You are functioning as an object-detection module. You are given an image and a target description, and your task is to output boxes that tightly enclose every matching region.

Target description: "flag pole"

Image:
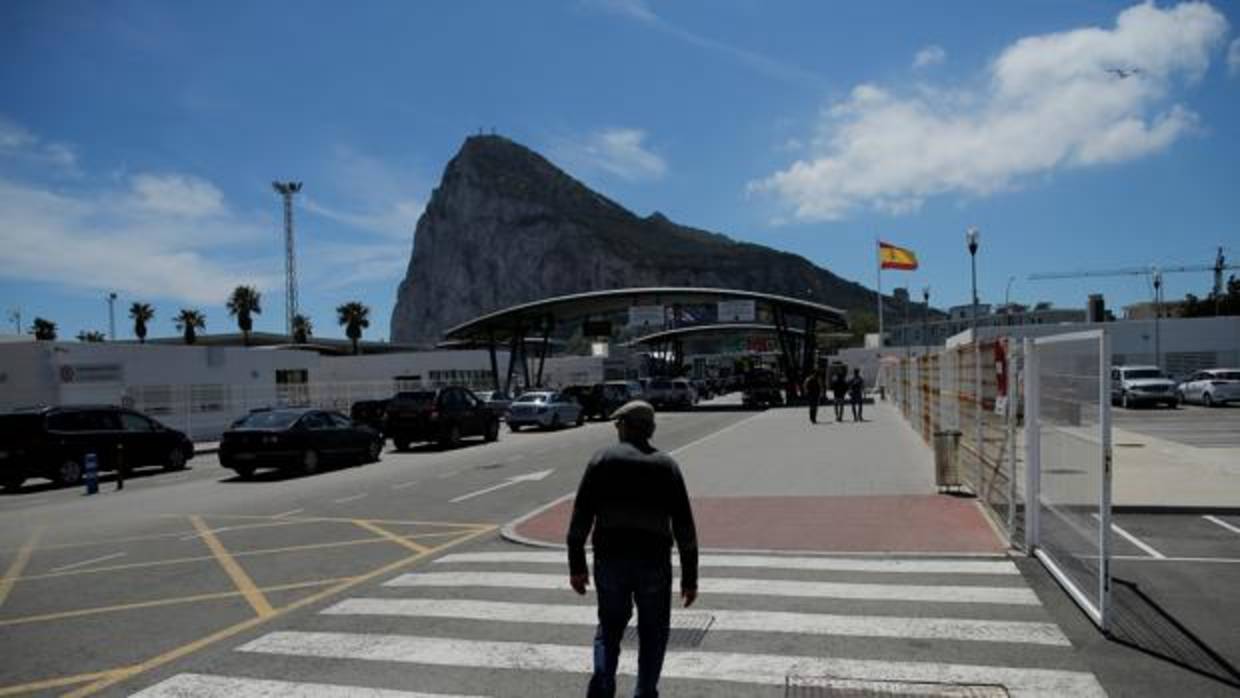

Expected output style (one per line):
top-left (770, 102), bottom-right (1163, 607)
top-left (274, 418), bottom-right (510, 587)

top-left (876, 237), bottom-right (884, 351)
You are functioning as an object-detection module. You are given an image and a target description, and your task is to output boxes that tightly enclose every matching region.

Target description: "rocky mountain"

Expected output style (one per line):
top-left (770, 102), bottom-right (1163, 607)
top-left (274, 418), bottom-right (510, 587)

top-left (391, 135), bottom-right (908, 346)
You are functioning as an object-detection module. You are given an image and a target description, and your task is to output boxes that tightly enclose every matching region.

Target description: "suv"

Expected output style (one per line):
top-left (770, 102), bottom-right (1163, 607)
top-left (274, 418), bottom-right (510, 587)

top-left (561, 384), bottom-right (608, 421)
top-left (669, 379), bottom-right (696, 409)
top-left (383, 387), bottom-right (499, 450)
top-left (742, 369), bottom-right (784, 408)
top-left (1111, 366), bottom-right (1178, 409)
top-left (0, 405), bottom-right (194, 491)
top-left (349, 398), bottom-right (390, 436)
top-left (601, 380), bottom-right (642, 415)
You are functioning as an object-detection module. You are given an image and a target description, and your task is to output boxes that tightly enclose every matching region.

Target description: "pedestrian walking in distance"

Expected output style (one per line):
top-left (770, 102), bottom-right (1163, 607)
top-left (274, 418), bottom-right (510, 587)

top-left (831, 369), bottom-right (849, 422)
top-left (849, 368), bottom-right (866, 422)
top-left (803, 370), bottom-right (822, 424)
top-left (567, 400), bottom-right (699, 698)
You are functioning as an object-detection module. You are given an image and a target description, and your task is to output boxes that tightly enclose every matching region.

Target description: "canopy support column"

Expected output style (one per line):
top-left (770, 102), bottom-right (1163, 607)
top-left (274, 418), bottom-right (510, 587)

top-left (488, 330), bottom-right (500, 392)
top-left (504, 325), bottom-right (521, 395)
top-left (535, 314), bottom-right (553, 387)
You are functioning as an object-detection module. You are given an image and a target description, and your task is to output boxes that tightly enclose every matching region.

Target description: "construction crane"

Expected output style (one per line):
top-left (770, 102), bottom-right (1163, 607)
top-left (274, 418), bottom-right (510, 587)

top-left (1028, 247), bottom-right (1237, 369)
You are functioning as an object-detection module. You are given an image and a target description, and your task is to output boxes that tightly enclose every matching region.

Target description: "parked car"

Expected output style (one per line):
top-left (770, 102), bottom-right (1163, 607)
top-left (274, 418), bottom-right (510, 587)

top-left (602, 380), bottom-right (643, 415)
top-left (349, 398), bottom-right (390, 436)
top-left (506, 391), bottom-right (583, 430)
top-left (561, 384), bottom-right (608, 421)
top-left (742, 369), bottom-right (784, 408)
top-left (644, 378), bottom-right (675, 409)
top-left (219, 408), bottom-right (382, 478)
top-left (1176, 368), bottom-right (1240, 407)
top-left (1110, 365), bottom-right (1178, 408)
top-left (474, 389), bottom-right (514, 418)
top-left (668, 378), bottom-right (697, 409)
top-left (384, 387), bottom-right (500, 451)
top-left (0, 405), bottom-right (194, 491)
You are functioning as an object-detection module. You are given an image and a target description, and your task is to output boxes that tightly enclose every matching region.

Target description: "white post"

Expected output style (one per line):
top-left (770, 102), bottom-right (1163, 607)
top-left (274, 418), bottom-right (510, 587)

top-left (876, 239), bottom-right (884, 350)
top-left (974, 340), bottom-right (983, 493)
top-left (1006, 339), bottom-right (1018, 536)
top-left (1098, 330), bottom-right (1113, 633)
top-left (1024, 338), bottom-right (1040, 553)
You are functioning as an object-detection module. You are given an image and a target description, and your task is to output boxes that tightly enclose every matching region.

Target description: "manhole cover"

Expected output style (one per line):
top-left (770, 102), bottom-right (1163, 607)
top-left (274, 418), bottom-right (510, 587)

top-left (623, 612), bottom-right (714, 648)
top-left (785, 676), bottom-right (1009, 697)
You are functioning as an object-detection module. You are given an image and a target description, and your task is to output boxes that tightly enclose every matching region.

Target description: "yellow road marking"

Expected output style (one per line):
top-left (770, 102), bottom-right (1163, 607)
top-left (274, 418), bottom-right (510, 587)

top-left (0, 528), bottom-right (41, 608)
top-left (0, 577), bottom-right (351, 628)
top-left (166, 512), bottom-right (494, 529)
top-left (190, 516), bottom-right (273, 618)
top-left (0, 668), bottom-right (131, 697)
top-left (62, 524), bottom-right (497, 698)
top-left (0, 517), bottom-right (313, 554)
top-left (353, 520), bottom-right (432, 554)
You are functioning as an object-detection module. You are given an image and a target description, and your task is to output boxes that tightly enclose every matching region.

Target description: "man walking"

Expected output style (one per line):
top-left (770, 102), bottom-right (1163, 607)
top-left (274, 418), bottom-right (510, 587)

top-left (831, 369), bottom-right (849, 422)
top-left (567, 400), bottom-right (699, 698)
top-left (803, 370), bottom-right (822, 424)
top-left (849, 368), bottom-right (866, 422)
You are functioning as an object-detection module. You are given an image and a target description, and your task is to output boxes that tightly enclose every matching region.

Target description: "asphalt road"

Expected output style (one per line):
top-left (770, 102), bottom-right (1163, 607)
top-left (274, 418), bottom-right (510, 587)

top-left (1112, 402), bottom-right (1240, 448)
top-left (0, 409), bottom-right (753, 697)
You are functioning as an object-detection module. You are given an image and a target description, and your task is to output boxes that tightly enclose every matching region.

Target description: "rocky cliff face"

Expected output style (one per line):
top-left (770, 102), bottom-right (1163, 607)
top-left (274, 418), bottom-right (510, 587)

top-left (391, 135), bottom-right (895, 346)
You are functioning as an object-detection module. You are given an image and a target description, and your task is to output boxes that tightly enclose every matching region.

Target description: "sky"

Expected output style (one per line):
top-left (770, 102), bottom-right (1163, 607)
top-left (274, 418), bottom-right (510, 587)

top-left (2, 0), bottom-right (1238, 342)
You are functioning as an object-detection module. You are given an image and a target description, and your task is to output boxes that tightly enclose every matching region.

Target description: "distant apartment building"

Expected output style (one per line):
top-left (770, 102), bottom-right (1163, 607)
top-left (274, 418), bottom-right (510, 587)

top-left (886, 302), bottom-right (1086, 347)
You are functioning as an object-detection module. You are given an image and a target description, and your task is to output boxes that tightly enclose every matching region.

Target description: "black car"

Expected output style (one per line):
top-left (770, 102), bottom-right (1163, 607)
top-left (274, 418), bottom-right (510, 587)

top-left (383, 387), bottom-right (499, 451)
top-left (0, 405), bottom-right (194, 491)
top-left (349, 398), bottom-right (391, 435)
top-left (561, 384), bottom-right (608, 421)
top-left (742, 369), bottom-right (784, 408)
top-left (218, 408), bottom-right (382, 479)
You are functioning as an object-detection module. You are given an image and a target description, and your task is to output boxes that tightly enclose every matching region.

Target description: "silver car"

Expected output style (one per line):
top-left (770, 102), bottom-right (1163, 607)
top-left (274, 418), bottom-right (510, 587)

top-left (1176, 369), bottom-right (1240, 407)
top-left (1110, 365), bottom-right (1178, 409)
top-left (506, 391), bottom-right (584, 431)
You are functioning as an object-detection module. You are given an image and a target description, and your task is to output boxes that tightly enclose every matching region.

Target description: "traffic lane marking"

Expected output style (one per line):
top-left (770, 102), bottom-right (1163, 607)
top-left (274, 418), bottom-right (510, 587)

top-left (0, 527), bottom-right (42, 608)
top-left (1107, 513), bottom-right (1240, 559)
top-left (179, 518), bottom-right (309, 541)
top-left (331, 493), bottom-right (368, 504)
top-left (166, 512), bottom-right (496, 529)
top-left (392, 480), bottom-right (419, 490)
top-left (1112, 555), bottom-right (1240, 564)
top-left (47, 552), bottom-right (126, 573)
top-left (59, 524), bottom-right (497, 698)
top-left (191, 515), bottom-right (275, 618)
top-left (271, 508), bottom-right (304, 518)
top-left (352, 520), bottom-right (432, 555)
top-left (129, 674), bottom-right (491, 698)
top-left (1093, 514), bottom-right (1166, 559)
top-left (0, 668), bottom-right (134, 697)
top-left (1204, 515), bottom-right (1240, 536)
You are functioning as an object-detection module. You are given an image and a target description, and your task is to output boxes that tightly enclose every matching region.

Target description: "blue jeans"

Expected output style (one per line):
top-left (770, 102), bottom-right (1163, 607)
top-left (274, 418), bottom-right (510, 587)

top-left (587, 555), bottom-right (672, 698)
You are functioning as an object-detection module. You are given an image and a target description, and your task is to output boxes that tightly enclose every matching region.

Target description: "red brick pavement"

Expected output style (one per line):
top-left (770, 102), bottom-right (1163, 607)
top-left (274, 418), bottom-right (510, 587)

top-left (513, 494), bottom-right (1005, 554)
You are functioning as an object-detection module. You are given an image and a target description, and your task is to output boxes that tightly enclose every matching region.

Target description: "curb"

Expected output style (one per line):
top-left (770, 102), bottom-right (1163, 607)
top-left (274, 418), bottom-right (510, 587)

top-left (1112, 504), bottom-right (1240, 515)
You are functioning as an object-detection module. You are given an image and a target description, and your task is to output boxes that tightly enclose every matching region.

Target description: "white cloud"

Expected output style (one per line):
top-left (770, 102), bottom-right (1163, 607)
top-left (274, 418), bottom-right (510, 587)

top-left (913, 45), bottom-right (946, 69)
top-left (302, 146), bottom-right (423, 240)
top-left (553, 128), bottom-right (667, 181)
top-left (750, 2), bottom-right (1230, 221)
top-left (128, 173), bottom-right (226, 217)
top-left (1229, 38), bottom-right (1240, 76)
top-left (0, 114), bottom-right (78, 172)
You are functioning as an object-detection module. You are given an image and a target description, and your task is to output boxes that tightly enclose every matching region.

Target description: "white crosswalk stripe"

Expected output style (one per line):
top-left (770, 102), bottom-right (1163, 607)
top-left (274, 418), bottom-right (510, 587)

top-left (134, 549), bottom-right (1106, 698)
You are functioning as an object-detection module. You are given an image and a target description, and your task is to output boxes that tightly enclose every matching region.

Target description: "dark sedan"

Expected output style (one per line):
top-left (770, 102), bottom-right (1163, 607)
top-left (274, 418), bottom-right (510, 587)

top-left (218, 408), bottom-right (383, 479)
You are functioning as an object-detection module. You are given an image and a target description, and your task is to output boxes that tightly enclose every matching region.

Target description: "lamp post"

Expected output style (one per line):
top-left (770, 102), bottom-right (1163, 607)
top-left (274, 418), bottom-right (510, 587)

top-left (1004, 276), bottom-right (1016, 326)
top-left (107, 292), bottom-right (118, 341)
top-left (1153, 268), bottom-right (1162, 371)
top-left (966, 227), bottom-right (981, 339)
top-left (922, 286), bottom-right (930, 351)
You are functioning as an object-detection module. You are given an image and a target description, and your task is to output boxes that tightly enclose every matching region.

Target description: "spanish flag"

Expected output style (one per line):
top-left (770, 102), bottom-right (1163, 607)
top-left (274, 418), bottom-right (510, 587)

top-left (879, 241), bottom-right (918, 270)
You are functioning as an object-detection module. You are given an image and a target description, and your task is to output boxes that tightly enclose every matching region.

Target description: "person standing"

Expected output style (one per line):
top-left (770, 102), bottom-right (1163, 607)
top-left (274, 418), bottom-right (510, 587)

top-left (567, 400), bottom-right (699, 698)
top-left (831, 369), bottom-right (849, 422)
top-left (849, 368), bottom-right (866, 422)
top-left (803, 370), bottom-right (822, 424)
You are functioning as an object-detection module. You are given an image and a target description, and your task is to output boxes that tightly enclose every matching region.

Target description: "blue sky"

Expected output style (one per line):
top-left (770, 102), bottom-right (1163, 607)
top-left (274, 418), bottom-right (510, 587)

top-left (2, 0), bottom-right (1238, 341)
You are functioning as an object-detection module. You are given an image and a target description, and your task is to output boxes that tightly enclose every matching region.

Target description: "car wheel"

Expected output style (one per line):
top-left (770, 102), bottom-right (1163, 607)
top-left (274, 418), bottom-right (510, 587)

top-left (1204, 392), bottom-right (1214, 408)
top-left (508, 423), bottom-right (522, 433)
top-left (441, 424), bottom-right (461, 449)
top-left (485, 420), bottom-right (499, 442)
top-left (366, 439), bottom-right (382, 463)
top-left (301, 449), bottom-right (320, 475)
top-left (233, 464), bottom-right (256, 479)
top-left (164, 447), bottom-right (188, 471)
top-left (1176, 391), bottom-right (1186, 406)
top-left (549, 413), bottom-right (561, 430)
top-left (393, 437), bottom-right (411, 452)
top-left (2, 474), bottom-right (25, 492)
top-left (1121, 391), bottom-right (1132, 409)
top-left (56, 458), bottom-right (84, 486)
top-left (575, 411), bottom-right (585, 427)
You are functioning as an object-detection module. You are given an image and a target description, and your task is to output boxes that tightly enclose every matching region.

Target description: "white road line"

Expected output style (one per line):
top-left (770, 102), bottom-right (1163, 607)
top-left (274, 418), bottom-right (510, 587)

top-left (47, 552), bottom-right (126, 573)
top-left (1113, 555), bottom-right (1240, 564)
top-left (384, 571), bottom-right (1039, 606)
top-left (1110, 523), bottom-right (1166, 559)
top-left (332, 493), bottom-right (368, 504)
top-left (449, 470), bottom-right (554, 504)
top-left (238, 632), bottom-right (1104, 698)
top-left (434, 551), bottom-right (1018, 575)
top-left (437, 470), bottom-right (461, 479)
top-left (1204, 515), bottom-right (1240, 536)
top-left (669, 410), bottom-right (767, 456)
top-left (129, 673), bottom-right (489, 698)
top-left (323, 598), bottom-right (1070, 646)
top-left (272, 508), bottom-right (304, 519)
top-left (392, 481), bottom-right (419, 490)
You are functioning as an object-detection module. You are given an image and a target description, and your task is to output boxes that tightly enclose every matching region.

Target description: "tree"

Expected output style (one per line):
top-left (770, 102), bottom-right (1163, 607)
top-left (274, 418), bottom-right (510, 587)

top-left (336, 302), bottom-right (370, 355)
top-left (291, 313), bottom-right (313, 344)
top-left (174, 309), bottom-right (206, 345)
top-left (30, 317), bottom-right (57, 341)
top-left (76, 330), bottom-right (106, 342)
top-left (226, 285), bottom-right (262, 346)
top-left (129, 302), bottom-right (155, 343)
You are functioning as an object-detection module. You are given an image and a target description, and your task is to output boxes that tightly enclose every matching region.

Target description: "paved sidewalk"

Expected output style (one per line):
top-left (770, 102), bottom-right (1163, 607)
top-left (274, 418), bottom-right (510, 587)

top-left (509, 401), bottom-right (1005, 554)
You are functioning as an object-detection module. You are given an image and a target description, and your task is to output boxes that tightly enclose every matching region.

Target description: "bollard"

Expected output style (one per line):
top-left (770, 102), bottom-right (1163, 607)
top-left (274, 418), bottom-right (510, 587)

top-left (84, 453), bottom-right (99, 495)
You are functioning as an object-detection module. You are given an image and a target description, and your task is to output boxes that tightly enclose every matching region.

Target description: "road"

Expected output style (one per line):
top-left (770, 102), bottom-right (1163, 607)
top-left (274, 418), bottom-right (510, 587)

top-left (0, 405), bottom-right (1115, 697)
top-left (1112, 402), bottom-right (1240, 448)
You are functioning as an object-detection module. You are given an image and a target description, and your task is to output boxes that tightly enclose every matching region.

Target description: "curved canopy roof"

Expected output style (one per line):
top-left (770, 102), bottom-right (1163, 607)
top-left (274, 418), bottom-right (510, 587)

top-left (626, 323), bottom-right (803, 347)
top-left (441, 287), bottom-right (848, 344)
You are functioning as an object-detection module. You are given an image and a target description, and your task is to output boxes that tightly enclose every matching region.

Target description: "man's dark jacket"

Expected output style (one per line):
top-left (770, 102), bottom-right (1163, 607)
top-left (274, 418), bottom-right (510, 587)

top-left (567, 441), bottom-right (699, 589)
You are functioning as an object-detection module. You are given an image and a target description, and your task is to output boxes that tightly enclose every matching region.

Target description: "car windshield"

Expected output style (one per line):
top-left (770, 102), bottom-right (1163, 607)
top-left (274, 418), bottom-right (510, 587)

top-left (515, 393), bottom-right (549, 403)
top-left (1125, 369), bottom-right (1165, 379)
top-left (1208, 371), bottom-right (1240, 381)
top-left (235, 411), bottom-right (303, 429)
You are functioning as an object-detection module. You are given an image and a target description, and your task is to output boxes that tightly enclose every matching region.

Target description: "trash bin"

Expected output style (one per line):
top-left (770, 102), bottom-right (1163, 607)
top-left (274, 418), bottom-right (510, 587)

top-left (933, 430), bottom-right (962, 491)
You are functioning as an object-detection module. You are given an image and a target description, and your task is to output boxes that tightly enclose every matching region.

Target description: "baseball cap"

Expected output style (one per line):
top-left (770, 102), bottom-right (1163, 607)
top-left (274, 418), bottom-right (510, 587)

top-left (610, 400), bottom-right (655, 424)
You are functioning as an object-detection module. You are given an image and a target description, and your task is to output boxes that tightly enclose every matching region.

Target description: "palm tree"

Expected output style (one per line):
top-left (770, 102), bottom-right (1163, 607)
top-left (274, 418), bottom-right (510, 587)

top-left (336, 302), bottom-right (370, 355)
top-left (174, 309), bottom-right (206, 345)
top-left (226, 285), bottom-right (262, 346)
top-left (291, 313), bottom-right (313, 344)
top-left (129, 302), bottom-right (154, 343)
top-left (76, 330), bottom-right (106, 342)
top-left (30, 317), bottom-right (57, 341)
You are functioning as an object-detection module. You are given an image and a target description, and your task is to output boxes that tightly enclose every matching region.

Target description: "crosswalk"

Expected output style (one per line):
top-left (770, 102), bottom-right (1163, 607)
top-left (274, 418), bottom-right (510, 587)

top-left (130, 549), bottom-right (1107, 698)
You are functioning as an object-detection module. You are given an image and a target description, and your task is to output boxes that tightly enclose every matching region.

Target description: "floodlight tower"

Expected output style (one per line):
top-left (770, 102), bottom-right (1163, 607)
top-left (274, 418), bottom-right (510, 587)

top-left (272, 181), bottom-right (303, 337)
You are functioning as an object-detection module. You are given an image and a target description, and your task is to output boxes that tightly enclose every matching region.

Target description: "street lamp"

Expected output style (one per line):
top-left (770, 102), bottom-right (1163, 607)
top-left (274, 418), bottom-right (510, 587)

top-left (1004, 275), bottom-right (1016, 326)
top-left (922, 286), bottom-right (930, 351)
top-left (107, 292), bottom-right (118, 341)
top-left (966, 227), bottom-right (981, 339)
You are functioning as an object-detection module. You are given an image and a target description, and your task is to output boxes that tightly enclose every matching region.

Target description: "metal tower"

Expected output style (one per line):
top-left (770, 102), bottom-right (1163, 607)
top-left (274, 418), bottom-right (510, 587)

top-left (272, 181), bottom-right (303, 336)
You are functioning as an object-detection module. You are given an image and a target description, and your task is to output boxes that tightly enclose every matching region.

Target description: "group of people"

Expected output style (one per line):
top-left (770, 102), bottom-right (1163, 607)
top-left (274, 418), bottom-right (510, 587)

top-left (802, 368), bottom-right (866, 424)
